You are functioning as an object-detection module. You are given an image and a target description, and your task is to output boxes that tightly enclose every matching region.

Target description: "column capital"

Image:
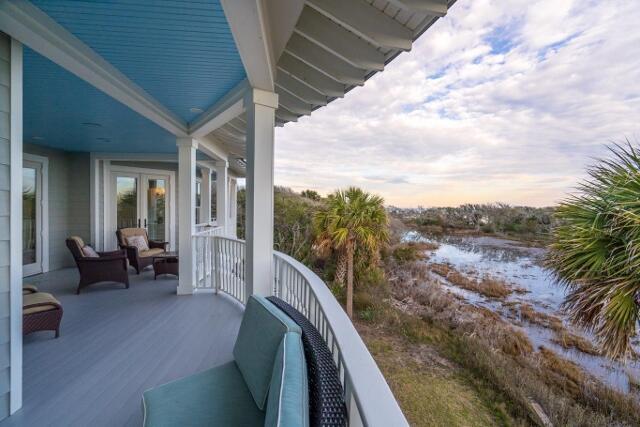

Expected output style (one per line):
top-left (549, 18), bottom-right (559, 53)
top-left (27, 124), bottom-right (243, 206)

top-left (215, 159), bottom-right (229, 169)
top-left (176, 137), bottom-right (198, 149)
top-left (244, 88), bottom-right (278, 110)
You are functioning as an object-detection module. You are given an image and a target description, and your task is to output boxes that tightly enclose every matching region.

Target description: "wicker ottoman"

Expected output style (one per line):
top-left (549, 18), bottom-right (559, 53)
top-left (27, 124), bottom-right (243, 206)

top-left (23, 292), bottom-right (63, 338)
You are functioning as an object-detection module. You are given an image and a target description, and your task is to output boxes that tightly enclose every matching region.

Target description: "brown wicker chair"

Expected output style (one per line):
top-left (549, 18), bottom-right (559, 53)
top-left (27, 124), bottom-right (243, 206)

top-left (66, 236), bottom-right (129, 294)
top-left (23, 292), bottom-right (63, 338)
top-left (116, 228), bottom-right (168, 274)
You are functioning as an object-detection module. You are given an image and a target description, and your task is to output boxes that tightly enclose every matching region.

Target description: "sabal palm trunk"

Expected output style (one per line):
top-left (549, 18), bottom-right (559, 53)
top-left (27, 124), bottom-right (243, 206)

top-left (335, 250), bottom-right (347, 285)
top-left (346, 242), bottom-right (354, 319)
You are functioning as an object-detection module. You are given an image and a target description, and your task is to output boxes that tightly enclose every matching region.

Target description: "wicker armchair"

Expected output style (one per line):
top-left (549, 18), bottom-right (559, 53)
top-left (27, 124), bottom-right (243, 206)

top-left (116, 228), bottom-right (168, 274)
top-left (66, 236), bottom-right (129, 294)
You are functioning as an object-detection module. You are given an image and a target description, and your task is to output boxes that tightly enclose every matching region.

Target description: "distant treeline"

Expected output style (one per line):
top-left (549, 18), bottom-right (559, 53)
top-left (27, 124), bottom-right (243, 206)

top-left (395, 203), bottom-right (559, 237)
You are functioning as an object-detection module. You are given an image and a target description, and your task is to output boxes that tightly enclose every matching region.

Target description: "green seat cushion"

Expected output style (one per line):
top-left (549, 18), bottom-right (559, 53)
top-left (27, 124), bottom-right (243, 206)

top-left (265, 333), bottom-right (309, 427)
top-left (233, 295), bottom-right (301, 410)
top-left (142, 361), bottom-right (264, 427)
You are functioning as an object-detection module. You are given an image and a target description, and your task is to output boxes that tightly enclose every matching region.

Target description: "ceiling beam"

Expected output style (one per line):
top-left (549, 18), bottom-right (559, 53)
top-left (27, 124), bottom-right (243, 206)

top-left (305, 0), bottom-right (413, 51)
top-left (189, 79), bottom-right (248, 138)
top-left (275, 87), bottom-right (313, 115)
top-left (275, 71), bottom-right (327, 106)
top-left (219, 124), bottom-right (246, 140)
top-left (295, 7), bottom-right (385, 71)
top-left (197, 136), bottom-right (229, 161)
top-left (278, 52), bottom-right (345, 98)
top-left (276, 107), bottom-right (299, 123)
top-left (385, 0), bottom-right (448, 16)
top-left (220, 0), bottom-right (276, 91)
top-left (226, 118), bottom-right (247, 134)
top-left (0, 0), bottom-right (188, 137)
top-left (284, 33), bottom-right (366, 86)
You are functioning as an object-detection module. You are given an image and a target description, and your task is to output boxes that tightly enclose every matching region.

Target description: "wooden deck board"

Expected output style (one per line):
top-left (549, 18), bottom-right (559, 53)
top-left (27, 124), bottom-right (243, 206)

top-left (1, 268), bottom-right (243, 427)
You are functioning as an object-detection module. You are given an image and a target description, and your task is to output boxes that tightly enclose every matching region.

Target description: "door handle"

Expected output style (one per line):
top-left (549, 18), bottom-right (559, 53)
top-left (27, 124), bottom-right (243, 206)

top-left (137, 218), bottom-right (141, 228)
top-left (144, 218), bottom-right (147, 228)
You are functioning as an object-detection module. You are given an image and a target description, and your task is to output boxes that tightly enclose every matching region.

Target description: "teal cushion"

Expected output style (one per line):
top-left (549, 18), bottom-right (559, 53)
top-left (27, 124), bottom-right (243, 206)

top-left (142, 361), bottom-right (264, 427)
top-left (265, 333), bottom-right (309, 427)
top-left (233, 295), bottom-right (301, 410)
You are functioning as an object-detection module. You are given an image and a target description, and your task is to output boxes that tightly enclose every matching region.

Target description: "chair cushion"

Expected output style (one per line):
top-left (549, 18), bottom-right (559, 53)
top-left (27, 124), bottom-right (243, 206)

top-left (119, 228), bottom-right (148, 246)
top-left (22, 284), bottom-right (38, 295)
top-left (23, 292), bottom-right (61, 315)
top-left (127, 235), bottom-right (149, 252)
top-left (142, 361), bottom-right (265, 427)
top-left (265, 333), bottom-right (309, 427)
top-left (81, 246), bottom-right (99, 258)
top-left (68, 236), bottom-right (85, 249)
top-left (233, 296), bottom-right (301, 410)
top-left (139, 248), bottom-right (164, 258)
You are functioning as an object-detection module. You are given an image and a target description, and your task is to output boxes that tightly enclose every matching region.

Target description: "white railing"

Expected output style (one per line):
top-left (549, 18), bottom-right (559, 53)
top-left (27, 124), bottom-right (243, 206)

top-left (192, 234), bottom-right (408, 426)
top-left (195, 221), bottom-right (218, 234)
top-left (273, 251), bottom-right (408, 427)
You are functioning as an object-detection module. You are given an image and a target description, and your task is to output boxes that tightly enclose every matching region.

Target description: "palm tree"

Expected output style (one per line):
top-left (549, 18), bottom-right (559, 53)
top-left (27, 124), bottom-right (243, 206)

top-left (313, 187), bottom-right (389, 318)
top-left (546, 142), bottom-right (640, 359)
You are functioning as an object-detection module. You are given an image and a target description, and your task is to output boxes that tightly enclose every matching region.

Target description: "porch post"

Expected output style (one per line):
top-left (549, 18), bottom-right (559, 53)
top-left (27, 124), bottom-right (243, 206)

top-left (200, 164), bottom-right (212, 224)
top-left (215, 159), bottom-right (228, 235)
top-left (229, 177), bottom-right (238, 238)
top-left (245, 88), bottom-right (278, 297)
top-left (176, 138), bottom-right (198, 295)
top-left (2, 34), bottom-right (23, 417)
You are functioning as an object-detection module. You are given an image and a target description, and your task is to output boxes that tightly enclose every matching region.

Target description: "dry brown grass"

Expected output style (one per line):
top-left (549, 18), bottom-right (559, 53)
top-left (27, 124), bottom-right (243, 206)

top-left (382, 257), bottom-right (640, 426)
top-left (552, 329), bottom-right (600, 355)
top-left (519, 303), bottom-right (564, 330)
top-left (447, 271), bottom-right (512, 299)
top-left (428, 262), bottom-right (452, 277)
top-left (537, 347), bottom-right (587, 396)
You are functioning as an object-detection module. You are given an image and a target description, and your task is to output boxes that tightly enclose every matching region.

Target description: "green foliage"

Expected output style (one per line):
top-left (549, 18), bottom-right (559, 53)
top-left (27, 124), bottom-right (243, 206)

top-left (313, 187), bottom-right (389, 316)
top-left (300, 189), bottom-right (321, 201)
top-left (546, 142), bottom-right (640, 359)
top-left (405, 203), bottom-right (556, 237)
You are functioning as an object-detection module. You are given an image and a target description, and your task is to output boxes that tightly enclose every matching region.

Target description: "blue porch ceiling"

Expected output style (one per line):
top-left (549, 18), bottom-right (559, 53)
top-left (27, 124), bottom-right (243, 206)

top-left (24, 48), bottom-right (177, 154)
top-left (29, 0), bottom-right (247, 123)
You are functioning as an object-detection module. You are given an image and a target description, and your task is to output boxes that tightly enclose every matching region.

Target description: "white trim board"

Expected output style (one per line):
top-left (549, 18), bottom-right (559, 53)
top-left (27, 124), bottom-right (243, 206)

top-left (23, 153), bottom-right (49, 275)
top-left (9, 37), bottom-right (23, 415)
top-left (104, 164), bottom-right (177, 251)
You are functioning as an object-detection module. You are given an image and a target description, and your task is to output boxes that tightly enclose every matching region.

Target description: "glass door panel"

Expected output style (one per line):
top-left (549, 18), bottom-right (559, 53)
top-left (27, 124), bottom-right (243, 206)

top-left (116, 176), bottom-right (139, 229)
top-left (146, 178), bottom-right (166, 241)
top-left (23, 167), bottom-right (37, 266)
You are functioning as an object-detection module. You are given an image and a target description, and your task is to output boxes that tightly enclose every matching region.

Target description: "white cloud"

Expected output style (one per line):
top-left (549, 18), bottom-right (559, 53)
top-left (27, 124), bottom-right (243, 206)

top-left (274, 0), bottom-right (640, 207)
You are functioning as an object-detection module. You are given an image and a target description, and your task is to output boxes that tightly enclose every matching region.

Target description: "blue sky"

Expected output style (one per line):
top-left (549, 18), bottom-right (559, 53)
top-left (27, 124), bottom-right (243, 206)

top-left (274, 0), bottom-right (640, 208)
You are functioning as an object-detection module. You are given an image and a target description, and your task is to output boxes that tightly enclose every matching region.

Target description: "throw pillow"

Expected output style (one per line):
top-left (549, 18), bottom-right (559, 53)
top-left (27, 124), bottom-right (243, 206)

top-left (127, 235), bottom-right (149, 251)
top-left (82, 245), bottom-right (99, 258)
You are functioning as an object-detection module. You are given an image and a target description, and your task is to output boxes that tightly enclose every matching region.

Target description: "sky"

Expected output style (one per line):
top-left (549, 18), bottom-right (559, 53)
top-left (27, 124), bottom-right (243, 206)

top-left (273, 0), bottom-right (640, 208)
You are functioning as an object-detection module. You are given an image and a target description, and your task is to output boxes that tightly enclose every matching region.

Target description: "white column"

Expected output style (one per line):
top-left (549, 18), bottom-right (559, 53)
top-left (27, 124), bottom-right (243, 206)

top-left (245, 88), bottom-right (278, 297)
top-left (229, 178), bottom-right (238, 238)
top-left (7, 36), bottom-right (23, 415)
top-left (200, 164), bottom-right (212, 224)
top-left (215, 159), bottom-right (229, 235)
top-left (176, 138), bottom-right (198, 295)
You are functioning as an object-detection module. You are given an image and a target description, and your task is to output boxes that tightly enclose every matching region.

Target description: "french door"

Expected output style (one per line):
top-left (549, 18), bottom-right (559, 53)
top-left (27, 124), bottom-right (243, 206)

top-left (111, 172), bottom-right (170, 246)
top-left (23, 159), bottom-right (45, 276)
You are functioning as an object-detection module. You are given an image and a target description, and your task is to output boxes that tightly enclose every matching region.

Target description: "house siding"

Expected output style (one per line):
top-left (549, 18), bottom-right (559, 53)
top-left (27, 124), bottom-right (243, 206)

top-left (0, 32), bottom-right (12, 420)
top-left (24, 145), bottom-right (90, 270)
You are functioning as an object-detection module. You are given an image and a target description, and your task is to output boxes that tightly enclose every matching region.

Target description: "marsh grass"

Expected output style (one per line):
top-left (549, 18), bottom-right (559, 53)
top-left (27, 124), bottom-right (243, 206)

top-left (368, 255), bottom-right (640, 426)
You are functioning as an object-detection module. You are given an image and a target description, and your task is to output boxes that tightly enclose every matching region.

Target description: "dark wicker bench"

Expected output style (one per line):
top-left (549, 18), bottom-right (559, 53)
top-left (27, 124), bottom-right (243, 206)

top-left (268, 296), bottom-right (347, 427)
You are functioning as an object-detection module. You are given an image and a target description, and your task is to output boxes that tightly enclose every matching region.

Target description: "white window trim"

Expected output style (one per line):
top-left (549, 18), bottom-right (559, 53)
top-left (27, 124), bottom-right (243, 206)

top-left (23, 153), bottom-right (49, 275)
top-left (104, 164), bottom-right (176, 251)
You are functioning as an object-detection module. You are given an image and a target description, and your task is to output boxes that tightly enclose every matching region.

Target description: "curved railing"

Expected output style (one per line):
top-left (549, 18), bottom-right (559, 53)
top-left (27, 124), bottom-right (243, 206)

top-left (193, 234), bottom-right (408, 426)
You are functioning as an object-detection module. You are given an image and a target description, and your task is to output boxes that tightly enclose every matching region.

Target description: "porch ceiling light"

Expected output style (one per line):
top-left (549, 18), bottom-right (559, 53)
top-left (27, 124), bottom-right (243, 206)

top-left (81, 122), bottom-right (102, 128)
top-left (189, 107), bottom-right (203, 113)
top-left (96, 137), bottom-right (111, 143)
top-left (32, 136), bottom-right (44, 141)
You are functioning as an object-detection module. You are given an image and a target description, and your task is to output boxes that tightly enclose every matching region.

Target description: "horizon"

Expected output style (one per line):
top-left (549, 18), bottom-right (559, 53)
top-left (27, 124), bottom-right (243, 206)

top-left (273, 0), bottom-right (640, 208)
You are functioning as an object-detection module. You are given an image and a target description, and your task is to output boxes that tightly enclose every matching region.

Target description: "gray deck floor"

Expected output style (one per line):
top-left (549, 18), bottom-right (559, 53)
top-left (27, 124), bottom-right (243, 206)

top-left (1, 267), bottom-right (244, 427)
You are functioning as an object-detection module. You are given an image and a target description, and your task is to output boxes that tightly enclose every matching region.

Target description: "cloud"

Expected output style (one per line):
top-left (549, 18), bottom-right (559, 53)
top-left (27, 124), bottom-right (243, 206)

top-left (274, 0), bottom-right (640, 207)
